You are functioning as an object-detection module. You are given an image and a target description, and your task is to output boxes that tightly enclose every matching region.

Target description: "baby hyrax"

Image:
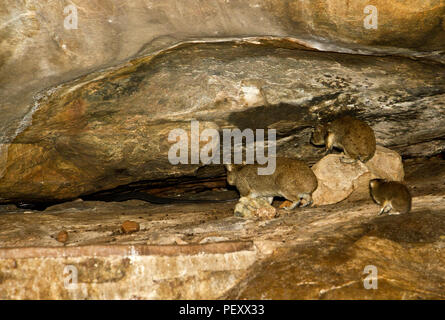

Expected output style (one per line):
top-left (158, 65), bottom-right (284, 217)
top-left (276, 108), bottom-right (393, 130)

top-left (225, 157), bottom-right (318, 210)
top-left (369, 179), bottom-right (412, 215)
top-left (311, 116), bottom-right (376, 163)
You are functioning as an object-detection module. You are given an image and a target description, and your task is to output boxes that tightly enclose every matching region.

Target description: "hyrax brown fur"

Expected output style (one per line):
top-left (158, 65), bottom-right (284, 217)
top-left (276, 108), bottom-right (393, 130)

top-left (369, 179), bottom-right (412, 215)
top-left (225, 157), bottom-right (318, 210)
top-left (311, 116), bottom-right (376, 163)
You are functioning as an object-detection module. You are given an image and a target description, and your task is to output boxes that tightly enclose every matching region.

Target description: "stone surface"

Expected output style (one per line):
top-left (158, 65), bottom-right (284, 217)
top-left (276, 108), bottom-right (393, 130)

top-left (1, 41), bottom-right (444, 203)
top-left (0, 242), bottom-right (258, 300)
top-left (1, 2), bottom-right (445, 300)
top-left (234, 196), bottom-right (277, 219)
top-left (312, 146), bottom-right (404, 206)
top-left (2, 0), bottom-right (444, 147)
top-left (365, 146), bottom-right (405, 182)
top-left (0, 158), bottom-right (443, 299)
top-left (226, 213), bottom-right (445, 299)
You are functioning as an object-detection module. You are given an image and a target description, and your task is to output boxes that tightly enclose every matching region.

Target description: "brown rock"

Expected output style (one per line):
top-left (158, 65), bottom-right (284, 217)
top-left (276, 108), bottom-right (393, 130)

top-left (365, 146), bottom-right (404, 181)
top-left (312, 155), bottom-right (369, 205)
top-left (56, 230), bottom-right (68, 243)
top-left (234, 197), bottom-right (276, 219)
top-left (121, 221), bottom-right (140, 234)
top-left (312, 146), bottom-right (404, 205)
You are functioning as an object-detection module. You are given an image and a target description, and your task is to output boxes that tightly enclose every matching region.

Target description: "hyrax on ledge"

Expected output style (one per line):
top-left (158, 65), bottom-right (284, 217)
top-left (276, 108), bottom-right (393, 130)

top-left (225, 157), bottom-right (318, 210)
top-left (369, 179), bottom-right (412, 215)
top-left (311, 115), bottom-right (376, 163)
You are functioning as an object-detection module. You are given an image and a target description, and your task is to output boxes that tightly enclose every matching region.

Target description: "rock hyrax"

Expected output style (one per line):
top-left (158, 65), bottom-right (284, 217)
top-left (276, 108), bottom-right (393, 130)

top-left (226, 157), bottom-right (318, 210)
top-left (369, 179), bottom-right (412, 215)
top-left (311, 116), bottom-right (376, 163)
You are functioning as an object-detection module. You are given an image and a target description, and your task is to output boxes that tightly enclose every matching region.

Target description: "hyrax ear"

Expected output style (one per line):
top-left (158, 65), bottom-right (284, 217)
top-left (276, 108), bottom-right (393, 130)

top-left (225, 164), bottom-right (234, 172)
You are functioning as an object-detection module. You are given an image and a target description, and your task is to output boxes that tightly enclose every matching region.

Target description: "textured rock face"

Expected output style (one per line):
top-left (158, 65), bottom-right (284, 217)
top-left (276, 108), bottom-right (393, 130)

top-left (1, 1), bottom-right (445, 301)
top-left (1, 41), bottom-right (444, 202)
top-left (1, 0), bottom-right (444, 115)
top-left (0, 158), bottom-right (444, 299)
top-left (0, 243), bottom-right (257, 299)
top-left (1, 1), bottom-right (444, 193)
top-left (312, 146), bottom-right (404, 205)
top-left (226, 208), bottom-right (445, 299)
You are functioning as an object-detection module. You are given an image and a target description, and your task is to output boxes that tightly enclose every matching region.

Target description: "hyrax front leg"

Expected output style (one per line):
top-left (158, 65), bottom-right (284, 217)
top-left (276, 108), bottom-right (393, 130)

top-left (283, 194), bottom-right (312, 210)
top-left (284, 200), bottom-right (299, 211)
top-left (338, 146), bottom-right (358, 164)
top-left (324, 133), bottom-right (335, 155)
top-left (378, 202), bottom-right (392, 215)
top-left (298, 193), bottom-right (313, 208)
top-left (340, 155), bottom-right (358, 164)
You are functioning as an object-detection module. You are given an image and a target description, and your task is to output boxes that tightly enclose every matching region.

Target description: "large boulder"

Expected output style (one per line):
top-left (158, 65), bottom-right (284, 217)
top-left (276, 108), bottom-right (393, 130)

top-left (312, 146), bottom-right (404, 205)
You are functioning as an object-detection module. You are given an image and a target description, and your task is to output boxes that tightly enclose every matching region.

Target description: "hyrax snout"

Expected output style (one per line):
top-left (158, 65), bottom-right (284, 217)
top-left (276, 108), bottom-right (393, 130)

top-left (225, 157), bottom-right (318, 210)
top-left (311, 115), bottom-right (376, 163)
top-left (369, 179), bottom-right (412, 215)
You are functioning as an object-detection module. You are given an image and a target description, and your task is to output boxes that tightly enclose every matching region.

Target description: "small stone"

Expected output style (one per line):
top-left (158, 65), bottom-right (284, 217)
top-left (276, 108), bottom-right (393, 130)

top-left (121, 220), bottom-right (140, 234)
top-left (56, 230), bottom-right (68, 243)
top-left (234, 197), bottom-right (276, 219)
top-left (255, 207), bottom-right (277, 220)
